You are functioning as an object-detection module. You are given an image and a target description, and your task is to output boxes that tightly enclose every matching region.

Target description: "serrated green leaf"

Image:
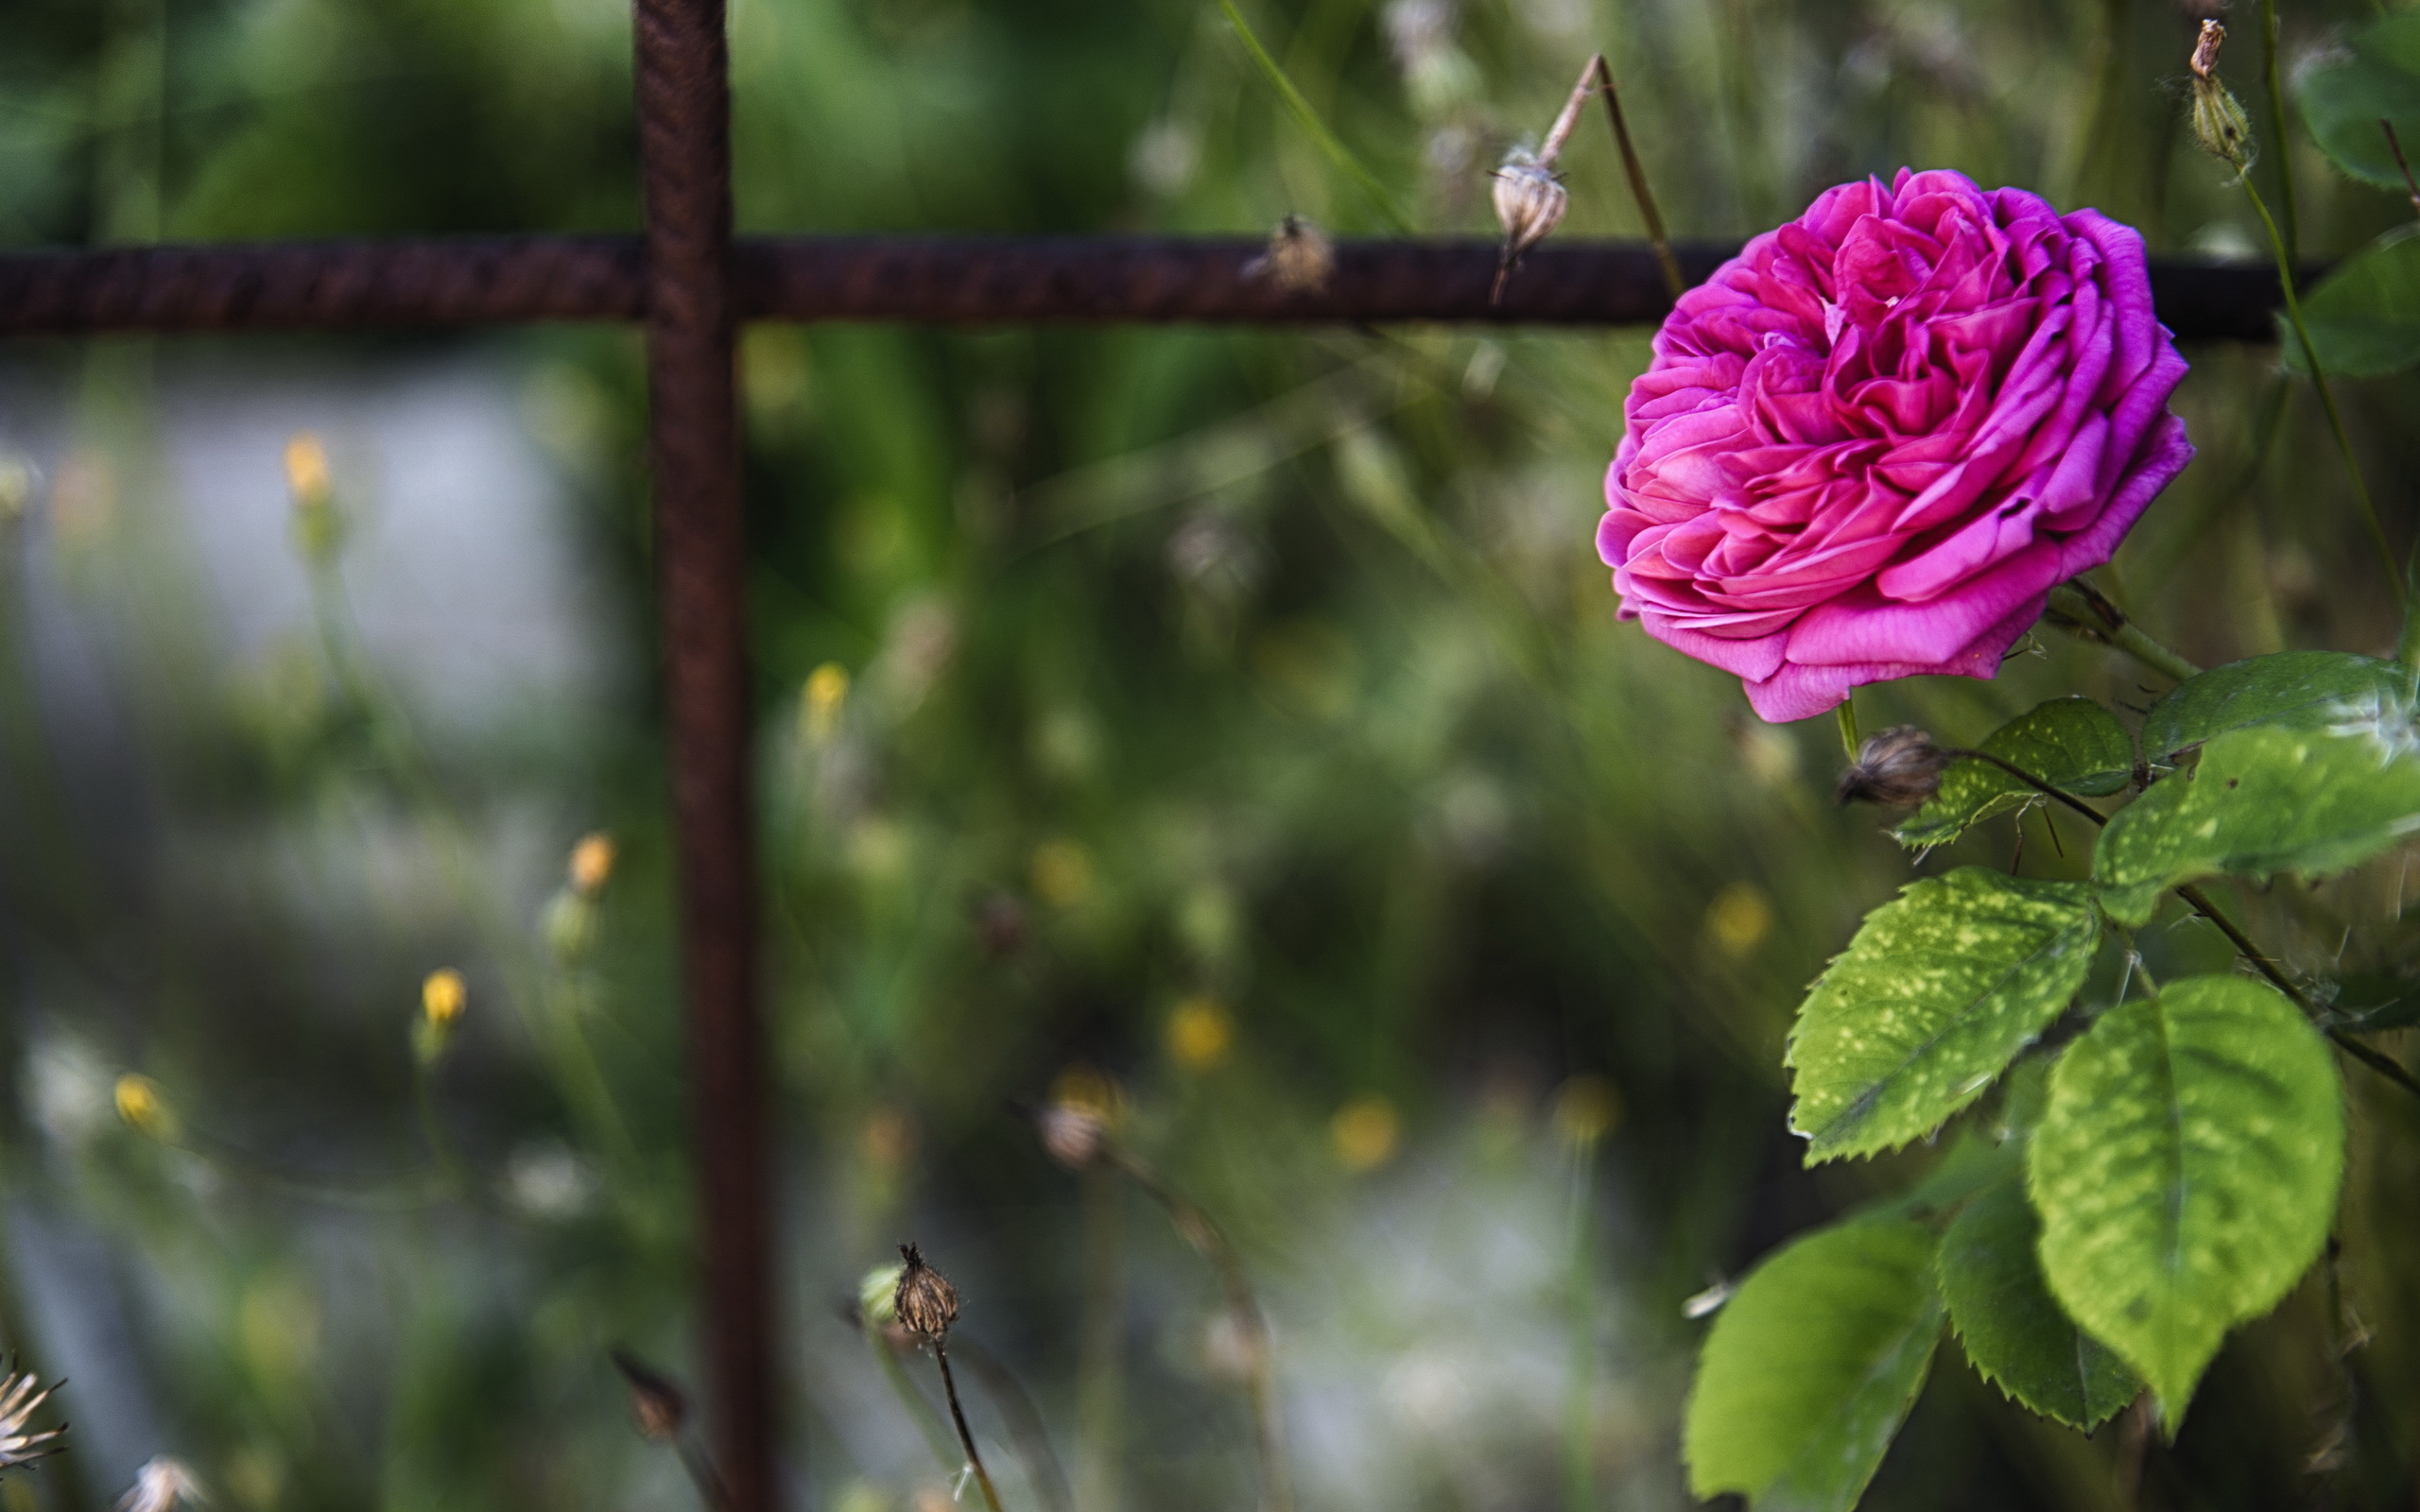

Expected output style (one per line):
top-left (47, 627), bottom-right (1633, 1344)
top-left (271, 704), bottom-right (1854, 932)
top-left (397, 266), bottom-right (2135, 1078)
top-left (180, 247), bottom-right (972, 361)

top-left (2140, 652), bottom-right (2413, 764)
top-left (1788, 869), bottom-right (2100, 1162)
top-left (2093, 724), bottom-right (2420, 925)
top-left (1685, 1218), bottom-right (1945, 1511)
top-left (1896, 697), bottom-right (2134, 849)
top-left (2027, 975), bottom-right (2345, 1428)
top-left (2282, 227), bottom-right (2420, 378)
top-left (2299, 11), bottom-right (2420, 190)
top-left (1938, 1180), bottom-right (2138, 1431)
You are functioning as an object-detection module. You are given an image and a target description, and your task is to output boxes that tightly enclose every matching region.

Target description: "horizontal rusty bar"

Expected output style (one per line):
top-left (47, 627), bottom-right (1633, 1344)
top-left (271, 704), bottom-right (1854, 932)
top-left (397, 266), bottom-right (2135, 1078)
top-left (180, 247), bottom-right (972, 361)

top-left (0, 234), bottom-right (2291, 339)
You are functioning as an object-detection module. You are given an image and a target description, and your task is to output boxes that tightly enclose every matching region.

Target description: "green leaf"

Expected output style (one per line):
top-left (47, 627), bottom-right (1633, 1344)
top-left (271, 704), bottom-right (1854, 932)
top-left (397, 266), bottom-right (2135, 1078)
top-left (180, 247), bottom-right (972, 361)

top-left (2299, 11), bottom-right (2420, 191)
top-left (1789, 868), bottom-right (2100, 1161)
top-left (1685, 1217), bottom-right (1945, 1511)
top-left (1896, 697), bottom-right (2134, 850)
top-left (2282, 227), bottom-right (2420, 379)
top-left (2140, 652), bottom-right (2414, 764)
top-left (2093, 723), bottom-right (2420, 925)
top-left (2027, 975), bottom-right (2345, 1427)
top-left (1938, 1180), bottom-right (2138, 1431)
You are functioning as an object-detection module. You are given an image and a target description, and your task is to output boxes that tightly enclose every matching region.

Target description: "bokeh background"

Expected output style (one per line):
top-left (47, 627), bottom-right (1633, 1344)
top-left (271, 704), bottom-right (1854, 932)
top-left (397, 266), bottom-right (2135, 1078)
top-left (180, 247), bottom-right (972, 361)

top-left (2, 0), bottom-right (2419, 1508)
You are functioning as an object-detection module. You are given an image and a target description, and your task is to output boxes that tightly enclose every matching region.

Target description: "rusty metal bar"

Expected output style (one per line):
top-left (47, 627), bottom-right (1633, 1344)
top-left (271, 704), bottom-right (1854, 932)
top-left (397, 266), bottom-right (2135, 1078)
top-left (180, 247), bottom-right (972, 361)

top-left (633, 3), bottom-right (774, 1512)
top-left (0, 235), bottom-right (2297, 340)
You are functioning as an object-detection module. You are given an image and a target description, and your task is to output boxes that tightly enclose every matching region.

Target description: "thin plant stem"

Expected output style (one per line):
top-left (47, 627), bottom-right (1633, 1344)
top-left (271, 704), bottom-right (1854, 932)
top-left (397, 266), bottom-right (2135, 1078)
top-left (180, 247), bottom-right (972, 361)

top-left (2044, 582), bottom-right (2203, 683)
top-left (1560, 1136), bottom-right (1599, 1512)
top-left (2237, 176), bottom-right (2402, 602)
top-left (864, 1325), bottom-right (967, 1473)
top-left (1589, 55), bottom-right (1683, 301)
top-left (1213, 0), bottom-right (1415, 232)
top-left (411, 1059), bottom-right (465, 1197)
top-left (955, 1336), bottom-right (1079, 1512)
top-left (1105, 1148), bottom-right (1292, 1512)
top-left (1072, 1164), bottom-right (1123, 1512)
top-left (1836, 696), bottom-right (1860, 762)
top-left (2261, 0), bottom-right (2300, 275)
top-left (935, 1342), bottom-right (1008, 1512)
top-left (2380, 118), bottom-right (2420, 217)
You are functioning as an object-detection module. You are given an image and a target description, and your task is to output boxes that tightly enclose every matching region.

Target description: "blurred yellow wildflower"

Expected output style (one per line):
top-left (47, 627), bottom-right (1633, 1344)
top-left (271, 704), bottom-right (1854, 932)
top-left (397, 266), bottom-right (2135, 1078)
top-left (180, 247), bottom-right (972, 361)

top-left (1049, 1063), bottom-right (1128, 1127)
top-left (569, 832), bottom-right (616, 897)
top-left (421, 969), bottom-right (466, 1026)
top-left (1705, 881), bottom-right (1774, 955)
top-left (1330, 1094), bottom-right (1400, 1173)
top-left (1551, 1074), bottom-right (1621, 1147)
top-left (283, 432), bottom-right (332, 507)
top-left (1166, 996), bottom-right (1235, 1071)
top-left (803, 662), bottom-right (850, 743)
top-left (113, 1074), bottom-right (175, 1141)
top-left (1030, 839), bottom-right (1094, 908)
top-left (860, 1106), bottom-right (916, 1171)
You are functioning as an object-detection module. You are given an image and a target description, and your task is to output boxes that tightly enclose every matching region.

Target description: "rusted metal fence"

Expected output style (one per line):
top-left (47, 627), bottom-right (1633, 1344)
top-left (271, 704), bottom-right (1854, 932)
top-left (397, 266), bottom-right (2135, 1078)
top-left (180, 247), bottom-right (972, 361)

top-left (0, 1), bottom-right (2293, 1507)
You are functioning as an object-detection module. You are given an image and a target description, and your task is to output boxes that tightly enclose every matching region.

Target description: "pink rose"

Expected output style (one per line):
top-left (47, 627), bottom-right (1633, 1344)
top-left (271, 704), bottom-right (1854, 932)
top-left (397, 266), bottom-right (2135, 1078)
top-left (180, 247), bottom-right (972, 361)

top-left (1596, 168), bottom-right (2192, 722)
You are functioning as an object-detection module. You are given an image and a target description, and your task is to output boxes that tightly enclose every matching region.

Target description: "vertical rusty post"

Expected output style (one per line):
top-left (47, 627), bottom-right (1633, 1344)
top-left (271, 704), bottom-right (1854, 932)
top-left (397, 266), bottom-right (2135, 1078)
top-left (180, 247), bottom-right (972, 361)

top-left (633, 3), bottom-right (774, 1511)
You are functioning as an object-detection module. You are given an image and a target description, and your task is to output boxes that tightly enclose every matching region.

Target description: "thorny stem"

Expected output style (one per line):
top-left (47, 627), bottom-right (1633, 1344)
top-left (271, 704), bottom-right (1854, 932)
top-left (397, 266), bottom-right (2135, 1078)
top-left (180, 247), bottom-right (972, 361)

top-left (1105, 1148), bottom-right (1292, 1512)
top-left (2261, 0), bottom-right (2300, 275)
top-left (1587, 55), bottom-right (1684, 301)
top-left (2236, 174), bottom-right (2403, 603)
top-left (2045, 581), bottom-right (2203, 684)
top-left (935, 1342), bottom-right (1008, 1512)
top-left (2381, 118), bottom-right (2420, 217)
top-left (1939, 753), bottom-right (2420, 1106)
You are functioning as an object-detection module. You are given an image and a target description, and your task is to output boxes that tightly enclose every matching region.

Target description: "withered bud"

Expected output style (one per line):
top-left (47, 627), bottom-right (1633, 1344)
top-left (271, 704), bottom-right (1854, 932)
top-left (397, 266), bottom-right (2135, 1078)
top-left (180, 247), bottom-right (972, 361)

top-left (1035, 1103), bottom-right (1108, 1170)
top-left (1834, 726), bottom-right (1951, 808)
top-left (611, 1349), bottom-right (689, 1442)
top-left (1490, 150), bottom-right (1568, 301)
top-left (893, 1243), bottom-right (959, 1343)
top-left (1243, 215), bottom-right (1335, 295)
top-left (2185, 21), bottom-right (2254, 166)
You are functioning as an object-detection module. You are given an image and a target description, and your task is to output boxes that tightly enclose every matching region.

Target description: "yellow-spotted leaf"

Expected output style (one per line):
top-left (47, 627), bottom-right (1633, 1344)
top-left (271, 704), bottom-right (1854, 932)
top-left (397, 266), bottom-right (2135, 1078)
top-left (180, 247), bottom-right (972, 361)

top-left (1788, 868), bottom-right (2099, 1162)
top-left (2028, 976), bottom-right (2345, 1427)
top-left (2094, 723), bottom-right (2420, 925)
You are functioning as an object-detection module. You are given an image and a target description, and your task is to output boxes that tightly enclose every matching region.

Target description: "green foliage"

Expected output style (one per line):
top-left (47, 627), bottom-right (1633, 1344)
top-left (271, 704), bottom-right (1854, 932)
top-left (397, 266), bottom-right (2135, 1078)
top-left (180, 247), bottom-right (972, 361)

top-left (2027, 976), bottom-right (2345, 1426)
top-left (2298, 11), bottom-right (2420, 191)
top-left (1895, 696), bottom-right (2133, 849)
top-left (1685, 1218), bottom-right (1945, 1512)
top-left (1788, 869), bottom-right (2099, 1162)
top-left (2094, 723), bottom-right (2420, 924)
top-left (1937, 1180), bottom-right (2137, 1431)
top-left (2139, 652), bottom-right (2415, 764)
top-left (2282, 228), bottom-right (2420, 379)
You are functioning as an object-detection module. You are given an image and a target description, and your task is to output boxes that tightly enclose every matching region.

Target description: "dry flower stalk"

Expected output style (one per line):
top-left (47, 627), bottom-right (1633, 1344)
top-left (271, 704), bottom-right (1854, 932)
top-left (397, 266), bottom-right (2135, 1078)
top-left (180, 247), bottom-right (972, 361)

top-left (893, 1246), bottom-right (1003, 1512)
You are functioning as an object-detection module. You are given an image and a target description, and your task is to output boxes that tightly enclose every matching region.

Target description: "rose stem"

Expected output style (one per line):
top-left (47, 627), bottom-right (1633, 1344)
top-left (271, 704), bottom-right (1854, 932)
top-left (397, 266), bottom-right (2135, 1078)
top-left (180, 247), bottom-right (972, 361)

top-left (2044, 582), bottom-right (2203, 684)
top-left (2235, 173), bottom-right (2401, 603)
top-left (1947, 752), bottom-right (2420, 1104)
top-left (1105, 1148), bottom-right (1292, 1512)
top-left (2261, 0), bottom-right (2300, 274)
top-left (2381, 118), bottom-right (2420, 219)
top-left (1586, 54), bottom-right (1683, 301)
top-left (934, 1342), bottom-right (1009, 1512)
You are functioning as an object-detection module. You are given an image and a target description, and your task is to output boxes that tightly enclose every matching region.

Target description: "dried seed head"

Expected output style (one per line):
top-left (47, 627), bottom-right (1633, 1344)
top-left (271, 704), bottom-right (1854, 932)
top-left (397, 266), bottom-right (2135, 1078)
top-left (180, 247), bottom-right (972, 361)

top-left (1243, 215), bottom-right (1335, 295)
top-left (2187, 18), bottom-right (2223, 79)
top-left (610, 1350), bottom-right (689, 1442)
top-left (1490, 149), bottom-right (1569, 298)
top-left (893, 1244), bottom-right (959, 1343)
top-left (1833, 726), bottom-right (1952, 808)
top-left (0, 1366), bottom-right (66, 1469)
top-left (1035, 1104), bottom-right (1108, 1170)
